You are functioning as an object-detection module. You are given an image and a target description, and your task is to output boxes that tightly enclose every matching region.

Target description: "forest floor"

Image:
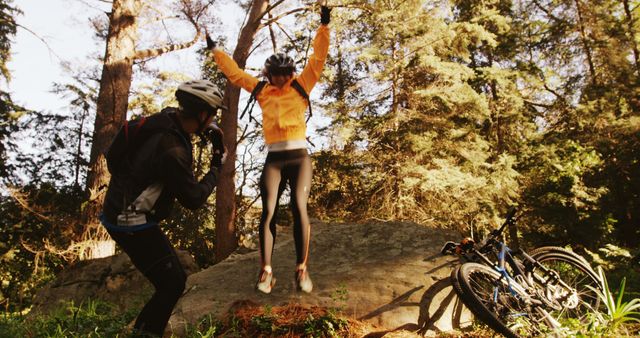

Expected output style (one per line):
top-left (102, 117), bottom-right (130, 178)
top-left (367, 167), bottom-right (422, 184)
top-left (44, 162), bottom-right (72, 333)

top-left (200, 301), bottom-right (494, 338)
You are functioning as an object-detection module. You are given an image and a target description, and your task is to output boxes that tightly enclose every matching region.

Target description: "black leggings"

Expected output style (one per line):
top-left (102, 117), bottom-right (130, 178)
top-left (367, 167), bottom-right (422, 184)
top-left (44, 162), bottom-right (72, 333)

top-left (107, 226), bottom-right (186, 337)
top-left (259, 149), bottom-right (312, 268)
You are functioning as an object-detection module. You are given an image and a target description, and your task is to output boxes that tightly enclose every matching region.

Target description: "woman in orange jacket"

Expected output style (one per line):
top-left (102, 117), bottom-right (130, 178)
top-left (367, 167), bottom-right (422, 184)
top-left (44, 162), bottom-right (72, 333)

top-left (208, 4), bottom-right (331, 294)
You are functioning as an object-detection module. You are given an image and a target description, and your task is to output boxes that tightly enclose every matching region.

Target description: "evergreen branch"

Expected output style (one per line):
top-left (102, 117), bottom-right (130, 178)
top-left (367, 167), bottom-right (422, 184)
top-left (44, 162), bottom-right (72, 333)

top-left (140, 14), bottom-right (181, 25)
top-left (7, 187), bottom-right (52, 222)
top-left (248, 36), bottom-right (269, 60)
top-left (531, 0), bottom-right (564, 22)
top-left (133, 30), bottom-right (201, 60)
top-left (256, 0), bottom-right (287, 23)
top-left (71, 0), bottom-right (111, 12)
top-left (134, 0), bottom-right (212, 60)
top-left (523, 99), bottom-right (553, 108)
top-left (268, 11), bottom-right (278, 53)
top-left (274, 21), bottom-right (296, 49)
top-left (162, 18), bottom-right (175, 45)
top-left (261, 7), bottom-right (308, 27)
top-left (15, 24), bottom-right (63, 62)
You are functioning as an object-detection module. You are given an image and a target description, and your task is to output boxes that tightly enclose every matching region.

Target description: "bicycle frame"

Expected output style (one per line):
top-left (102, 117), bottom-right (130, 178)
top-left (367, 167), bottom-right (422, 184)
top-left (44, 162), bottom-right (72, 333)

top-left (453, 209), bottom-right (576, 296)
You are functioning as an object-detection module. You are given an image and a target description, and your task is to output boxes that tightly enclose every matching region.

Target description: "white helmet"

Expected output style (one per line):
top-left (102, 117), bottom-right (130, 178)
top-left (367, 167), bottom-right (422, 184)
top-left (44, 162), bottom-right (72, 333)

top-left (176, 80), bottom-right (226, 111)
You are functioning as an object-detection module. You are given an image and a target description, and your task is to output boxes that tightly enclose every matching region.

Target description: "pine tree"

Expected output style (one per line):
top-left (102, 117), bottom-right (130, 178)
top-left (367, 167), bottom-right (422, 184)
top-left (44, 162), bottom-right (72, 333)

top-left (314, 0), bottom-right (522, 232)
top-left (0, 0), bottom-right (20, 183)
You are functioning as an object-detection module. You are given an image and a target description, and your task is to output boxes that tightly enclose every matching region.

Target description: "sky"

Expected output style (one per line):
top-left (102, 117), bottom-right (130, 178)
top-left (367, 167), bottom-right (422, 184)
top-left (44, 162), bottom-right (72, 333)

top-left (8, 0), bottom-right (106, 112)
top-left (6, 0), bottom-right (222, 114)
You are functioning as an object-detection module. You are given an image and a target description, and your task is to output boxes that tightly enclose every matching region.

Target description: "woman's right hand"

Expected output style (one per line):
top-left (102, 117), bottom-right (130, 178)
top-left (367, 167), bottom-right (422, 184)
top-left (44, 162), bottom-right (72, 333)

top-left (206, 34), bottom-right (216, 50)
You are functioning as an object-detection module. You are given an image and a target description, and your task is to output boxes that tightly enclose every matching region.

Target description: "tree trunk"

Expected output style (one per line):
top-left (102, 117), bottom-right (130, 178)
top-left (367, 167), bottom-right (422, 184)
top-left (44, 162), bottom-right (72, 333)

top-left (81, 0), bottom-right (142, 258)
top-left (215, 0), bottom-right (268, 262)
top-left (622, 0), bottom-right (640, 75)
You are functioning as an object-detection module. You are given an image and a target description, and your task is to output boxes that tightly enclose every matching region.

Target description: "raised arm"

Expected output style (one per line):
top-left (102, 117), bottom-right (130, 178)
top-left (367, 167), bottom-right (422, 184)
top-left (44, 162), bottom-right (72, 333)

top-left (296, 7), bottom-right (331, 94)
top-left (208, 37), bottom-right (259, 93)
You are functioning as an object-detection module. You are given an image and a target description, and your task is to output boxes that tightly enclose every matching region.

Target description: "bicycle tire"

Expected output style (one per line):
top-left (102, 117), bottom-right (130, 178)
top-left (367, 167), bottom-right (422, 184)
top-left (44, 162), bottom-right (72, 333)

top-left (527, 246), bottom-right (602, 324)
top-left (453, 262), bottom-right (538, 338)
top-left (530, 246), bottom-right (593, 270)
top-left (450, 266), bottom-right (464, 296)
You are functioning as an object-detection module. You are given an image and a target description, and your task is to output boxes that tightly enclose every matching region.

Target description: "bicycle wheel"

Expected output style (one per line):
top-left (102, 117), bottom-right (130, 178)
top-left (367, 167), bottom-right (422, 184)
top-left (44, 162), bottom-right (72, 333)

top-left (528, 246), bottom-right (602, 326)
top-left (530, 246), bottom-right (593, 268)
top-left (453, 262), bottom-right (541, 338)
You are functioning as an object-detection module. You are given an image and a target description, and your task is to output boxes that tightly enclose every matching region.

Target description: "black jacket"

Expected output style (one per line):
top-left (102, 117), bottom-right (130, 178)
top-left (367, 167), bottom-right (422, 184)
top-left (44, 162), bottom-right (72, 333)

top-left (102, 108), bottom-right (218, 228)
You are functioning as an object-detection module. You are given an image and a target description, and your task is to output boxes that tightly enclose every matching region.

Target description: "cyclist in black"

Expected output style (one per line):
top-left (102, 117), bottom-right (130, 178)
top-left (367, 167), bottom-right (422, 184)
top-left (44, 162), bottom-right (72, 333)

top-left (100, 80), bottom-right (226, 337)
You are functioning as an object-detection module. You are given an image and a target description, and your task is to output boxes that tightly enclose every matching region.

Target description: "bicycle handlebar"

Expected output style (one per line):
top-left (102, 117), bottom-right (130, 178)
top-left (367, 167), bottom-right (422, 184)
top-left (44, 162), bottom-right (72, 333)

top-left (505, 207), bottom-right (517, 222)
top-left (493, 206), bottom-right (517, 237)
top-left (441, 207), bottom-right (519, 257)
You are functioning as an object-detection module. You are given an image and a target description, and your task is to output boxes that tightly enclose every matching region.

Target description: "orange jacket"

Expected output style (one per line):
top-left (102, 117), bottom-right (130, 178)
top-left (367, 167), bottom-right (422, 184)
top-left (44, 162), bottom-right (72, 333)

top-left (213, 25), bottom-right (330, 145)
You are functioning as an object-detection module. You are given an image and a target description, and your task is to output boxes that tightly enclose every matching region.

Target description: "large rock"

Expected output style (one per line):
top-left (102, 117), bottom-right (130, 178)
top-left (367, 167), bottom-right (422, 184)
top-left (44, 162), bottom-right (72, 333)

top-left (31, 249), bottom-right (198, 314)
top-left (167, 221), bottom-right (473, 336)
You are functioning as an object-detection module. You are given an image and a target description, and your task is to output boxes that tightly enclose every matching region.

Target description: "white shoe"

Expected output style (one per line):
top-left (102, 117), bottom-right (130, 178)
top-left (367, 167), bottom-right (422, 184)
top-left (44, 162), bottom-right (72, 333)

top-left (296, 267), bottom-right (313, 293)
top-left (256, 269), bottom-right (276, 294)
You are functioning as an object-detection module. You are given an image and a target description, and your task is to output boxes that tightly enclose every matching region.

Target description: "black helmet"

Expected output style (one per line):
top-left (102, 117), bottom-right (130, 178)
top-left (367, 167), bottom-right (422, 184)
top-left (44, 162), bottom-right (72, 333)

top-left (264, 53), bottom-right (295, 76)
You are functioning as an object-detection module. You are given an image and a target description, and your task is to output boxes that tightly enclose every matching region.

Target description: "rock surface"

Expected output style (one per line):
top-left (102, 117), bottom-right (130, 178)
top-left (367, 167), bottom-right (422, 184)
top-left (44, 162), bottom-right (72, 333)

top-left (31, 220), bottom-right (473, 337)
top-left (31, 249), bottom-right (198, 314)
top-left (167, 221), bottom-right (473, 336)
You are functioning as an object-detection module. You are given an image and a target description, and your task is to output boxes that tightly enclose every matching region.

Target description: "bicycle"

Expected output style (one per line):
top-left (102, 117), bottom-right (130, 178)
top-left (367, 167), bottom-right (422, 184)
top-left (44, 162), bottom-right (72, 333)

top-left (441, 208), bottom-right (603, 337)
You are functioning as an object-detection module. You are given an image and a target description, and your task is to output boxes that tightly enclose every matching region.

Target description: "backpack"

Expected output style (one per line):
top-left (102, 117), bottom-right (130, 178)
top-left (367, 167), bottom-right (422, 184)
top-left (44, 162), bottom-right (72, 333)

top-left (239, 79), bottom-right (312, 125)
top-left (106, 116), bottom-right (149, 178)
top-left (105, 116), bottom-right (169, 226)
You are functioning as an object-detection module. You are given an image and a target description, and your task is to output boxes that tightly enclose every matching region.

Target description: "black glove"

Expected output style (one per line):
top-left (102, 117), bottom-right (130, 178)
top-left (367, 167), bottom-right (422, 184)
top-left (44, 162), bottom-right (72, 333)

top-left (320, 6), bottom-right (331, 25)
top-left (211, 152), bottom-right (224, 169)
top-left (206, 34), bottom-right (217, 50)
top-left (204, 123), bottom-right (226, 168)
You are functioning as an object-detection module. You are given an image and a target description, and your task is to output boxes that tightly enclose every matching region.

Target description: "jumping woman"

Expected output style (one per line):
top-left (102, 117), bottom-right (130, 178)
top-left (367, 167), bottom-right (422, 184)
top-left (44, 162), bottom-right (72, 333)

top-left (207, 3), bottom-right (331, 294)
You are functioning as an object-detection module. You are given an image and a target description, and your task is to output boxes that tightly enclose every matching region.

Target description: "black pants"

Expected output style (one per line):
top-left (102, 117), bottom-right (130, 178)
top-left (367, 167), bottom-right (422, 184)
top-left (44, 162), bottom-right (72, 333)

top-left (258, 149), bottom-right (312, 268)
top-left (107, 226), bottom-right (186, 337)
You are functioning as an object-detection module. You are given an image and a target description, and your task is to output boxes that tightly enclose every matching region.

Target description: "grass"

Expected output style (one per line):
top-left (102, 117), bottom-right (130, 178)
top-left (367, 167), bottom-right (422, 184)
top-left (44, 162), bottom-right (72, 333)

top-left (0, 299), bottom-right (138, 338)
top-left (1, 293), bottom-right (637, 337)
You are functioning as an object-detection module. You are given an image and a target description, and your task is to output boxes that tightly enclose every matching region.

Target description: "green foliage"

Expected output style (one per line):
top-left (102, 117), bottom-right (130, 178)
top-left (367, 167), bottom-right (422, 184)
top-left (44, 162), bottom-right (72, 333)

top-left (587, 267), bottom-right (640, 335)
top-left (0, 0), bottom-right (19, 82)
top-left (302, 311), bottom-right (348, 338)
top-left (0, 184), bottom-right (84, 312)
top-left (182, 314), bottom-right (224, 338)
top-left (185, 303), bottom-right (353, 338)
top-left (0, 0), bottom-right (21, 183)
top-left (330, 283), bottom-right (349, 311)
top-left (0, 299), bottom-right (138, 338)
top-left (585, 245), bottom-right (640, 301)
top-left (520, 140), bottom-right (611, 246)
top-left (313, 0), bottom-right (523, 231)
top-left (163, 204), bottom-right (217, 268)
top-left (128, 71), bottom-right (189, 117)
top-left (0, 92), bottom-right (21, 182)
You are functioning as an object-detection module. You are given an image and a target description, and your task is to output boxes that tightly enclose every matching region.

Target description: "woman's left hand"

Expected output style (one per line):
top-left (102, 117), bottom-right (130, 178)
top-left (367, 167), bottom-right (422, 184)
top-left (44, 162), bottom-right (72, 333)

top-left (320, 5), bottom-right (331, 25)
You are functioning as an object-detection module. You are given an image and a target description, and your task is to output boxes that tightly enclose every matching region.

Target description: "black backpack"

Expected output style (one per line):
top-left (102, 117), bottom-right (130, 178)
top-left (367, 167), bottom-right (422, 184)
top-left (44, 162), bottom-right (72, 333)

top-left (106, 115), bottom-right (180, 224)
top-left (239, 79), bottom-right (312, 125)
top-left (106, 116), bottom-right (174, 180)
